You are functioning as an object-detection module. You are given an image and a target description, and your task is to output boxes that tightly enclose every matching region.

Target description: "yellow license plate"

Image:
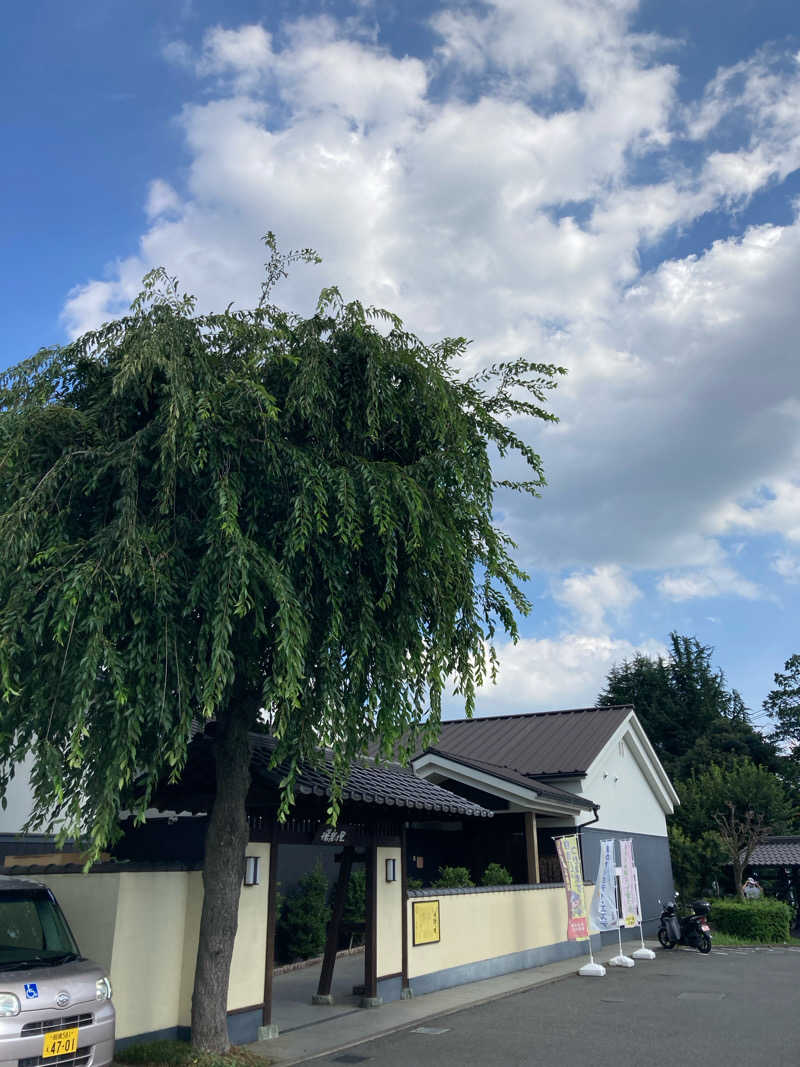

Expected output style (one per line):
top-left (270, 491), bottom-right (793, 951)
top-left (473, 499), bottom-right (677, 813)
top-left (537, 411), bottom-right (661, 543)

top-left (42, 1028), bottom-right (79, 1058)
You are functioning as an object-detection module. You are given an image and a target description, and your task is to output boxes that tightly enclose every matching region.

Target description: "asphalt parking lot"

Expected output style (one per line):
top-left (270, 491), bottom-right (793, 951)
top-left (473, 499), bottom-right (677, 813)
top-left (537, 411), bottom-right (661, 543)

top-left (316, 946), bottom-right (800, 1066)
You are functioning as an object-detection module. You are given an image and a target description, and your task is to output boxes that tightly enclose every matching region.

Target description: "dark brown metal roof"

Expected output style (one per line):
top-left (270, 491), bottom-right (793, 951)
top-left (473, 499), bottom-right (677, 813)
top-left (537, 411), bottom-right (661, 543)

top-left (743, 837), bottom-right (800, 867)
top-left (428, 705), bottom-right (633, 778)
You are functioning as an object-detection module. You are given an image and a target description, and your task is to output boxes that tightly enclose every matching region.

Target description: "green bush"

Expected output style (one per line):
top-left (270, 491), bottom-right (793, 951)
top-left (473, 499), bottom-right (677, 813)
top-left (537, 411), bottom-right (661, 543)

top-left (481, 862), bottom-right (513, 886)
top-left (433, 865), bottom-right (474, 889)
top-left (275, 860), bottom-right (330, 962)
top-left (406, 877), bottom-right (423, 891)
top-left (115, 1039), bottom-right (267, 1067)
top-left (343, 866), bottom-right (366, 927)
top-left (711, 897), bottom-right (792, 943)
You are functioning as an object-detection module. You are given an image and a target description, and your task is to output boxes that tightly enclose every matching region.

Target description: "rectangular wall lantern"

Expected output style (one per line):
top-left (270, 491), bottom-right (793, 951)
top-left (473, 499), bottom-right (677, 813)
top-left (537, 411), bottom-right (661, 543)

top-left (244, 855), bottom-right (260, 886)
top-left (385, 858), bottom-right (397, 883)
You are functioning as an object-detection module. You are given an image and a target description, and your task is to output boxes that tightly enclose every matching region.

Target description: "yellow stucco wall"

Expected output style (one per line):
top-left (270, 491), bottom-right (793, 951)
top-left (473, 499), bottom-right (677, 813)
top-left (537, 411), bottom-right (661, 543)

top-left (178, 871), bottom-right (204, 1028)
top-left (407, 884), bottom-right (596, 978)
top-left (227, 842), bottom-right (270, 1011)
top-left (33, 842), bottom-right (271, 1039)
top-left (110, 871), bottom-right (190, 1039)
top-left (36, 871), bottom-right (120, 975)
top-left (376, 846), bottom-right (402, 978)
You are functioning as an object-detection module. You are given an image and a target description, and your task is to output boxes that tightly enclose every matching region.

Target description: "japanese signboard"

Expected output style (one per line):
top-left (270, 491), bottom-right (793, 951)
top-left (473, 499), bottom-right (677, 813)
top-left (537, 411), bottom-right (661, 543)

top-left (412, 899), bottom-right (441, 945)
top-left (555, 834), bottom-right (589, 941)
top-left (589, 839), bottom-right (619, 932)
top-left (619, 838), bottom-right (641, 928)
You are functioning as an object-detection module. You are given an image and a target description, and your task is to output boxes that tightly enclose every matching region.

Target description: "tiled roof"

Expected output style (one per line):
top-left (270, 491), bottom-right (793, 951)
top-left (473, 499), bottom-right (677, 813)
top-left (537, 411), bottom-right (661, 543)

top-left (744, 837), bottom-right (800, 866)
top-left (250, 734), bottom-right (492, 817)
top-left (170, 731), bottom-right (493, 819)
top-left (428, 705), bottom-right (632, 778)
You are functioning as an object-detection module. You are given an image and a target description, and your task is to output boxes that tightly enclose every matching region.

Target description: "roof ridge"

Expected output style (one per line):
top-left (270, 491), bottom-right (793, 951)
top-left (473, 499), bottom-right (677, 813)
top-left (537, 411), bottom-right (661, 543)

top-left (441, 704), bottom-right (633, 724)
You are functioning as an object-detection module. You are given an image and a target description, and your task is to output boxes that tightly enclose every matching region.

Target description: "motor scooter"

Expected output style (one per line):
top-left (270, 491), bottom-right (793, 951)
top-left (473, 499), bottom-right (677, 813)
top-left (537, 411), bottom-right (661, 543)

top-left (658, 896), bottom-right (712, 953)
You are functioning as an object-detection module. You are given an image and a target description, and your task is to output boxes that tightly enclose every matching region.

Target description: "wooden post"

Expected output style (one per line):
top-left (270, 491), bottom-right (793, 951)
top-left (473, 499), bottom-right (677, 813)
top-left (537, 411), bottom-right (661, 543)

top-left (315, 846), bottom-right (355, 1001)
top-left (524, 811), bottom-right (540, 884)
top-left (260, 835), bottom-right (280, 1037)
top-left (400, 825), bottom-right (409, 995)
top-left (361, 838), bottom-right (380, 1006)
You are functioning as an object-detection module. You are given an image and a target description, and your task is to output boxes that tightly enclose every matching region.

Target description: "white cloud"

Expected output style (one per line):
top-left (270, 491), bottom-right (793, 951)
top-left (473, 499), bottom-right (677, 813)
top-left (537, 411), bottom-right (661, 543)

top-left (196, 25), bottom-right (274, 90)
top-left (772, 553), bottom-right (800, 583)
top-left (448, 632), bottom-right (665, 715)
top-left (61, 3), bottom-right (800, 613)
top-left (712, 479), bottom-right (800, 543)
top-left (146, 179), bottom-right (182, 220)
top-left (554, 564), bottom-right (642, 631)
top-left (657, 565), bottom-right (763, 602)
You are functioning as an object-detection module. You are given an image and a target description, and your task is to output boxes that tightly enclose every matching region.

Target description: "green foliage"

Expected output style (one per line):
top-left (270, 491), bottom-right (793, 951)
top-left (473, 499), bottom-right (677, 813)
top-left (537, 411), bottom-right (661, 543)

top-left (406, 877), bottom-right (423, 891)
top-left (342, 866), bottom-right (366, 928)
top-left (670, 758), bottom-right (797, 897)
top-left (763, 653), bottom-right (800, 759)
top-left (481, 862), bottom-right (513, 886)
top-left (598, 634), bottom-right (782, 781)
top-left (275, 861), bottom-right (330, 962)
top-left (0, 241), bottom-right (565, 852)
top-left (114, 1038), bottom-right (267, 1067)
top-left (433, 865), bottom-right (474, 889)
top-left (674, 759), bottom-right (796, 842)
top-left (711, 897), bottom-right (792, 943)
top-left (668, 824), bottom-right (726, 900)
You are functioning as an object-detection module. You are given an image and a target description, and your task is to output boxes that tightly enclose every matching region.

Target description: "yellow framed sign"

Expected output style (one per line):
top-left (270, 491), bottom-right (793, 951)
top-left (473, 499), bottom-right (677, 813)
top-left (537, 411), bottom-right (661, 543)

top-left (412, 899), bottom-right (440, 945)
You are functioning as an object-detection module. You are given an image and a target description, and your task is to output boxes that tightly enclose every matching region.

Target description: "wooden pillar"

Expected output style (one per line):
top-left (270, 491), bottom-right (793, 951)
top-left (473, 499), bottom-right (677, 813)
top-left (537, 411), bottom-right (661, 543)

top-left (400, 825), bottom-right (409, 994)
top-left (362, 838), bottom-right (380, 1004)
top-left (315, 846), bottom-right (355, 1000)
top-left (261, 835), bottom-right (280, 1030)
top-left (524, 811), bottom-right (540, 884)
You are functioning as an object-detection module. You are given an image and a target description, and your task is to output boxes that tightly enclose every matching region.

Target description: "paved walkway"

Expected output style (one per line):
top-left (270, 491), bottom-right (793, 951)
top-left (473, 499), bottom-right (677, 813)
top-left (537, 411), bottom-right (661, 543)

top-left (269, 953), bottom-right (366, 1033)
top-left (250, 942), bottom-right (650, 1065)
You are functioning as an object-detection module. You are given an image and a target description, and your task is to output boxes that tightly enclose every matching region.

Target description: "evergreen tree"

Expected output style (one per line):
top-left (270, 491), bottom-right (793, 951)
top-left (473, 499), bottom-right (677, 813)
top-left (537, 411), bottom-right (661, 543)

top-left (275, 861), bottom-right (330, 962)
top-left (598, 633), bottom-right (782, 780)
top-left (763, 654), bottom-right (800, 758)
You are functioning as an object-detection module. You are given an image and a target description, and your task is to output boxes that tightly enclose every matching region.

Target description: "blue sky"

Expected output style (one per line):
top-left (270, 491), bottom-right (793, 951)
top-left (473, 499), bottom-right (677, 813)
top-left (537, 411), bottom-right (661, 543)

top-left (3, 0), bottom-right (799, 728)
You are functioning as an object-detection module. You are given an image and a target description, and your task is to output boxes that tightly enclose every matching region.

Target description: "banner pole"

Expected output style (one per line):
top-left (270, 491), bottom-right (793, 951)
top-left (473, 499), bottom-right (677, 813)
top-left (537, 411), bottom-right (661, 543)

top-left (608, 842), bottom-right (634, 968)
top-left (628, 845), bottom-right (656, 961)
top-left (553, 833), bottom-right (604, 977)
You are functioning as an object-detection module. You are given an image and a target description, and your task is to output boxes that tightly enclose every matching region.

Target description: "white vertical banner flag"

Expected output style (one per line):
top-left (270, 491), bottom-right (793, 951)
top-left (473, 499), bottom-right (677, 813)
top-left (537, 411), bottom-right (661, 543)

top-left (620, 838), bottom-right (656, 960)
top-left (588, 839), bottom-right (619, 932)
top-left (619, 839), bottom-right (640, 928)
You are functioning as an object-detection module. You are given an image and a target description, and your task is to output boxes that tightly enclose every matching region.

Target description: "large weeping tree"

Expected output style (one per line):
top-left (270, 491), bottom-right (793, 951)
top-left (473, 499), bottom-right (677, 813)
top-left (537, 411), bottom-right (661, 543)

top-left (0, 239), bottom-right (564, 1051)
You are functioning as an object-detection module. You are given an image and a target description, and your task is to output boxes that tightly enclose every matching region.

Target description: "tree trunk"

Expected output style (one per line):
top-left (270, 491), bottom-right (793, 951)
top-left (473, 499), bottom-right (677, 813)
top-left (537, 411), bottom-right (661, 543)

top-left (191, 707), bottom-right (252, 1052)
top-left (733, 859), bottom-right (744, 901)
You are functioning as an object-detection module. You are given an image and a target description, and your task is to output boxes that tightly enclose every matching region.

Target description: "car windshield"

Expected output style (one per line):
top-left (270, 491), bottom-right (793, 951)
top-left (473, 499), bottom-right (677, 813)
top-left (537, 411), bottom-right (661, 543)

top-left (0, 892), bottom-right (80, 968)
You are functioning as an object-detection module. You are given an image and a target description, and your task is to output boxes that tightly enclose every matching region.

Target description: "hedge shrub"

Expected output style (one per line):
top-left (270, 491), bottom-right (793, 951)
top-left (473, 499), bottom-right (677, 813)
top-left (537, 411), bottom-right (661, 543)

top-left (711, 897), bottom-right (792, 942)
top-left (433, 865), bottom-right (474, 888)
top-left (481, 862), bottom-right (513, 886)
top-left (275, 860), bottom-right (330, 961)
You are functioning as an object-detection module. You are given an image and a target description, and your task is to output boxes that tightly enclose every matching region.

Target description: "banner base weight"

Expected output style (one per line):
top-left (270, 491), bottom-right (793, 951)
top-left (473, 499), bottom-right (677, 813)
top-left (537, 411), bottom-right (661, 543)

top-left (578, 962), bottom-right (606, 977)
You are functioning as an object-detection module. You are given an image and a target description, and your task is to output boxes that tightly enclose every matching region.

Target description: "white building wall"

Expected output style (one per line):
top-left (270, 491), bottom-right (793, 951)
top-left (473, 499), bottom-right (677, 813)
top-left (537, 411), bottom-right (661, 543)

top-left (561, 730), bottom-right (670, 838)
top-left (584, 729), bottom-right (669, 836)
